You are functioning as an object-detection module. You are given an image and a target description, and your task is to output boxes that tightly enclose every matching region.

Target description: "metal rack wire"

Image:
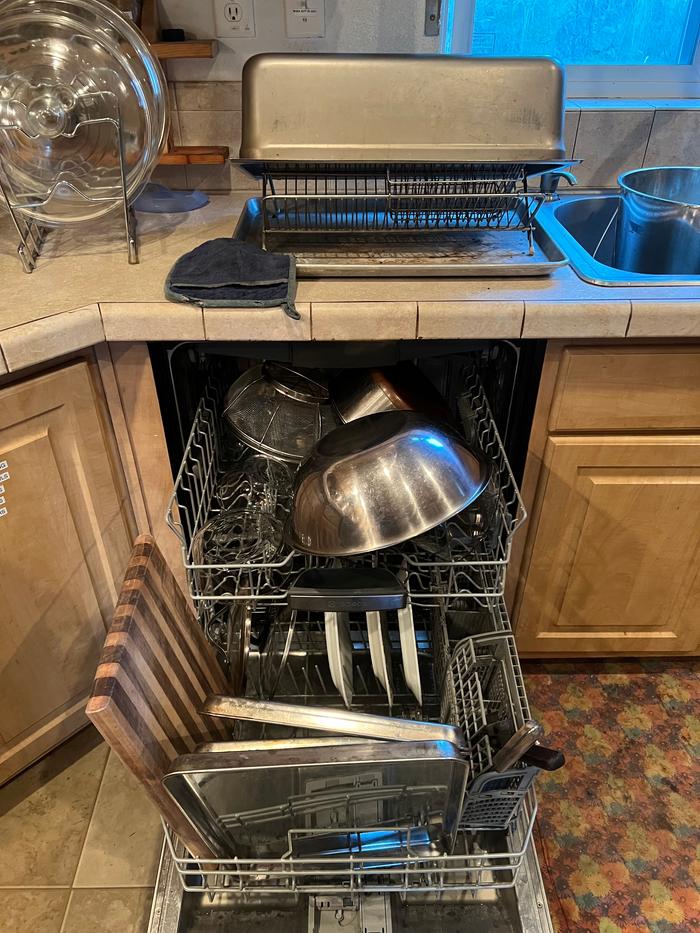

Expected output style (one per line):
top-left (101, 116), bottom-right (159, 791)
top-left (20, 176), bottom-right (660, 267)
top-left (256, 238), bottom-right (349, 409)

top-left (0, 93), bottom-right (138, 272)
top-left (259, 163), bottom-right (546, 254)
top-left (161, 791), bottom-right (537, 896)
top-left (161, 599), bottom-right (538, 897)
top-left (166, 369), bottom-right (526, 609)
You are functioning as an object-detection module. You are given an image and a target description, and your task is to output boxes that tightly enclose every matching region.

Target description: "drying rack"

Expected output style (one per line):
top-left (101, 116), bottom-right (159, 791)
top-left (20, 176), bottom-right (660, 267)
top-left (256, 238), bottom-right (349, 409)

top-left (0, 96), bottom-right (138, 273)
top-left (258, 163), bottom-right (547, 257)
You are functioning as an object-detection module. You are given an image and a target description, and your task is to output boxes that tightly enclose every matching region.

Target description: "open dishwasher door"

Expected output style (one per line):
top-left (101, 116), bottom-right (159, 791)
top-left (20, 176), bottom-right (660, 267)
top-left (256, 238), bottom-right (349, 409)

top-left (148, 341), bottom-right (553, 933)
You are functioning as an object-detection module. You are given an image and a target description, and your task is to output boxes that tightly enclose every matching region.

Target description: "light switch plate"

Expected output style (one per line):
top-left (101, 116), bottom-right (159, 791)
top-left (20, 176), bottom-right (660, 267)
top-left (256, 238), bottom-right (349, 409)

top-left (284, 0), bottom-right (325, 38)
top-left (214, 0), bottom-right (256, 38)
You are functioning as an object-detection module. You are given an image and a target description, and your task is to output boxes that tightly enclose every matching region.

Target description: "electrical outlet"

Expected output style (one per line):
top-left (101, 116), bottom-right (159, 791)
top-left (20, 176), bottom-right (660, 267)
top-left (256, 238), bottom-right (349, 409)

top-left (214, 0), bottom-right (256, 37)
top-left (284, 0), bottom-right (325, 38)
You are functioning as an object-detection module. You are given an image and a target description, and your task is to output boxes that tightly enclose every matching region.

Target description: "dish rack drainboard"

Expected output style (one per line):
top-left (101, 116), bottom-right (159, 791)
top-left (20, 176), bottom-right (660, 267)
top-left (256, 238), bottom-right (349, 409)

top-left (166, 366), bottom-right (525, 610)
top-left (259, 163), bottom-right (546, 255)
top-left (162, 603), bottom-right (539, 896)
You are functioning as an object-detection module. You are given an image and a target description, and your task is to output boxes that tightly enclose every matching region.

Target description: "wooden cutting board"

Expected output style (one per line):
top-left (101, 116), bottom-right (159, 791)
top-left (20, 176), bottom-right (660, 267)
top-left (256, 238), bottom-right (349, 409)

top-left (86, 534), bottom-right (230, 858)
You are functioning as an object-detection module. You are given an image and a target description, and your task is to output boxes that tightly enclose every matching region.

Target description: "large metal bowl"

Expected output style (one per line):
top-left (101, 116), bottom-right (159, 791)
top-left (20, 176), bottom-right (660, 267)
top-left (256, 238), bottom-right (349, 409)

top-left (285, 411), bottom-right (491, 556)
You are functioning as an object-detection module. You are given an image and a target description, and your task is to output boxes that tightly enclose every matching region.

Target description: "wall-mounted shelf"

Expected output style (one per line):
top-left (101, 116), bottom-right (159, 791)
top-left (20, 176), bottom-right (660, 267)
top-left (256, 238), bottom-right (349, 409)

top-left (159, 146), bottom-right (229, 165)
top-left (150, 39), bottom-right (217, 59)
top-left (139, 1), bottom-right (228, 167)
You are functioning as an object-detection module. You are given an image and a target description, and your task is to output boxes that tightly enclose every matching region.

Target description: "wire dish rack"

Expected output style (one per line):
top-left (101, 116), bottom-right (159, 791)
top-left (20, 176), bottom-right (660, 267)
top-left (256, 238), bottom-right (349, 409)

top-left (166, 368), bottom-right (526, 610)
top-left (162, 793), bottom-right (536, 896)
top-left (259, 163), bottom-right (546, 255)
top-left (161, 598), bottom-right (538, 897)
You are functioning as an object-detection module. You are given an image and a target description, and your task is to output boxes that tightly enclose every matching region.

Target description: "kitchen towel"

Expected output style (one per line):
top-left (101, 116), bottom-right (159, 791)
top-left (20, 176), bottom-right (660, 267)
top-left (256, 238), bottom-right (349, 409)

top-left (165, 238), bottom-right (299, 319)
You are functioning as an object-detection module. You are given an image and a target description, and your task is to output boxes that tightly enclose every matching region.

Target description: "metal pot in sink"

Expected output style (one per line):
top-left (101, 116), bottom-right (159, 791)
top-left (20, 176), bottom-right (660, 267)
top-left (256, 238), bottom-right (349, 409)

top-left (616, 166), bottom-right (700, 275)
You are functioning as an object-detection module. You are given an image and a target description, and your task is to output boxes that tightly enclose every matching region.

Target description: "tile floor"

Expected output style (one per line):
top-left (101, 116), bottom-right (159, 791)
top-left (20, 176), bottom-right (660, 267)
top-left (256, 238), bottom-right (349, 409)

top-left (4, 662), bottom-right (697, 933)
top-left (0, 727), bottom-right (162, 933)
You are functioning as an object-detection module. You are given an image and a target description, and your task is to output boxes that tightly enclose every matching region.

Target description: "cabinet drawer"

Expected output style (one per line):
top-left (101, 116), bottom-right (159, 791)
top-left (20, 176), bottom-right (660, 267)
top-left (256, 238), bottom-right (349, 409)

top-left (549, 346), bottom-right (700, 432)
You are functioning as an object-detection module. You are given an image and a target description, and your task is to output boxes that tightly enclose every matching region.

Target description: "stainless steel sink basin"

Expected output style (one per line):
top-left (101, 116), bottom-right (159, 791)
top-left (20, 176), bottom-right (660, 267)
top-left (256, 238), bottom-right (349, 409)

top-left (535, 193), bottom-right (700, 286)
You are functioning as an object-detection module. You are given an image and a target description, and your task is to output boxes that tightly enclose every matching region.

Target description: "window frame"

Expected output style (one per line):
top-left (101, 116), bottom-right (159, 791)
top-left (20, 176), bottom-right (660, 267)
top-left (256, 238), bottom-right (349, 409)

top-left (443, 0), bottom-right (700, 98)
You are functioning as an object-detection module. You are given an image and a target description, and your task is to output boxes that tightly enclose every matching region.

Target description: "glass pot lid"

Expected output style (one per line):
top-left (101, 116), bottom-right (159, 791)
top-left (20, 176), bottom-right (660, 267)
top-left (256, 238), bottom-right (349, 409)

top-left (0, 0), bottom-right (168, 225)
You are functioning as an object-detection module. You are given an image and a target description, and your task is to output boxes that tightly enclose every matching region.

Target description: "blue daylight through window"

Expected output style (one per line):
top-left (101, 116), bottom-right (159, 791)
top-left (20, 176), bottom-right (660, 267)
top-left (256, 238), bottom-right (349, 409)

top-left (470, 0), bottom-right (700, 65)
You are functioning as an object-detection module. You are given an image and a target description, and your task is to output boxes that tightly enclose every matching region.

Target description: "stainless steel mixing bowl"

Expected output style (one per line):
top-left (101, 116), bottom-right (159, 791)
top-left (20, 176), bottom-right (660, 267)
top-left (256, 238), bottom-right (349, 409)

top-left (285, 411), bottom-right (491, 556)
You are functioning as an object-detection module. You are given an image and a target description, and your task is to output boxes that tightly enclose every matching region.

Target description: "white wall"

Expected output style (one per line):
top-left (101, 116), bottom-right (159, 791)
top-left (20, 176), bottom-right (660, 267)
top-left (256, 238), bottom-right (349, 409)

top-left (161, 0), bottom-right (443, 80)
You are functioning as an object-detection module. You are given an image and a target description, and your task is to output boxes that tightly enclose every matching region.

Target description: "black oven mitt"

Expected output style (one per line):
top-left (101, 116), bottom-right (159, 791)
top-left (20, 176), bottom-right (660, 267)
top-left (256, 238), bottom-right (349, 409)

top-left (165, 238), bottom-right (300, 319)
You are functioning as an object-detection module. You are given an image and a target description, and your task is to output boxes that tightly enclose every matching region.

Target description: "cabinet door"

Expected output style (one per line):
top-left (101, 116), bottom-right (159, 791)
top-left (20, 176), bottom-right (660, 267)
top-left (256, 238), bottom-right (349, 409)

top-left (0, 362), bottom-right (132, 783)
top-left (515, 434), bottom-right (700, 656)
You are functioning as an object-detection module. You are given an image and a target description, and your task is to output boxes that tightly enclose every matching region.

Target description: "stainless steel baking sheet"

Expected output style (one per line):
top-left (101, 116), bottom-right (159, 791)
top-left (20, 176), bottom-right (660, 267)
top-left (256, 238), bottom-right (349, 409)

top-left (162, 741), bottom-right (469, 860)
top-left (233, 198), bottom-right (569, 277)
top-left (196, 737), bottom-right (382, 753)
top-left (202, 695), bottom-right (465, 747)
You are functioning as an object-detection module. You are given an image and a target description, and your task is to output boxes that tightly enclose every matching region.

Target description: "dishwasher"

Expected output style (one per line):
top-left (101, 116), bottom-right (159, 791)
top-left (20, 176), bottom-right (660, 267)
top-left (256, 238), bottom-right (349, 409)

top-left (145, 338), bottom-right (553, 933)
top-left (146, 53), bottom-right (567, 932)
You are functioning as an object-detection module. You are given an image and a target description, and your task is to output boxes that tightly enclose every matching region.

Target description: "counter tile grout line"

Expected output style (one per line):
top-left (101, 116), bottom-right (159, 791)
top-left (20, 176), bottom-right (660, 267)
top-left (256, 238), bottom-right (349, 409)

top-left (0, 884), bottom-right (73, 890)
top-left (623, 298), bottom-right (634, 336)
top-left (96, 302), bottom-right (107, 343)
top-left (309, 302), bottom-right (313, 340)
top-left (415, 300), bottom-right (419, 339)
top-left (58, 889), bottom-right (76, 933)
top-left (518, 299), bottom-right (526, 338)
top-left (641, 108), bottom-right (659, 167)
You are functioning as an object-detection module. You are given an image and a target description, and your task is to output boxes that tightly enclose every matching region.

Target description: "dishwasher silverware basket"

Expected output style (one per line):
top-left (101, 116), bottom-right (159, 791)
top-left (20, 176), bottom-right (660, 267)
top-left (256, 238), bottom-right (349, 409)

top-left (445, 630), bottom-right (540, 831)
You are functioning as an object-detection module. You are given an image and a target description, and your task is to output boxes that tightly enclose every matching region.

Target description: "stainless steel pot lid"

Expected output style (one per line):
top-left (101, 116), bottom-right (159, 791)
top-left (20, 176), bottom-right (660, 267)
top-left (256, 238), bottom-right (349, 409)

top-left (0, 0), bottom-right (168, 225)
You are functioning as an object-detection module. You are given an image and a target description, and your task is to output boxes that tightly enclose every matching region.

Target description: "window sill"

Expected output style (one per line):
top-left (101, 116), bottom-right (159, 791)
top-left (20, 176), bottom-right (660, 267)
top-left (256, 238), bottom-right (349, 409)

top-left (567, 98), bottom-right (700, 110)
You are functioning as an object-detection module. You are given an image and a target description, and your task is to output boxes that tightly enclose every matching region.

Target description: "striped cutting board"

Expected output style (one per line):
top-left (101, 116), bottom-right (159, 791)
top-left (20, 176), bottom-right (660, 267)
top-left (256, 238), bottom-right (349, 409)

top-left (86, 534), bottom-right (231, 858)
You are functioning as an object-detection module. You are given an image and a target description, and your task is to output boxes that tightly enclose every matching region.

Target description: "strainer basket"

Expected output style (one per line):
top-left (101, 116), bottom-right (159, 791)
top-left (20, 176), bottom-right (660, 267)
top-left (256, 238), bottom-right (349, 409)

top-left (223, 363), bottom-right (331, 464)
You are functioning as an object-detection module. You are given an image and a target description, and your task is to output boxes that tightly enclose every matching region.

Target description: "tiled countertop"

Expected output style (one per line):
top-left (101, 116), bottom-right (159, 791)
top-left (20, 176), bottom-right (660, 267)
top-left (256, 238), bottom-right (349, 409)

top-left (0, 193), bottom-right (698, 374)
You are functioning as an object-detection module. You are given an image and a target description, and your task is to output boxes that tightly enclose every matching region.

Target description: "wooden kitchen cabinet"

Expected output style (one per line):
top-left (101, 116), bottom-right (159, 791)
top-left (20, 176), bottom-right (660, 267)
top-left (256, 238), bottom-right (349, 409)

top-left (514, 343), bottom-right (700, 657)
top-left (0, 361), bottom-right (133, 783)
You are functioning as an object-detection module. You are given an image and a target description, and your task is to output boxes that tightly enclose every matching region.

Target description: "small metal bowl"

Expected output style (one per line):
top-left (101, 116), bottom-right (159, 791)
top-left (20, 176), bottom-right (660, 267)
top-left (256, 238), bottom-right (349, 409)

top-left (285, 411), bottom-right (491, 556)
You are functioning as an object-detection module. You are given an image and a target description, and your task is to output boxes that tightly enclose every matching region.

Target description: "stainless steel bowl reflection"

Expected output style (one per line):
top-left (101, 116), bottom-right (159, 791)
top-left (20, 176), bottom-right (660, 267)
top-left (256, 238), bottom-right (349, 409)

top-left (285, 411), bottom-right (490, 556)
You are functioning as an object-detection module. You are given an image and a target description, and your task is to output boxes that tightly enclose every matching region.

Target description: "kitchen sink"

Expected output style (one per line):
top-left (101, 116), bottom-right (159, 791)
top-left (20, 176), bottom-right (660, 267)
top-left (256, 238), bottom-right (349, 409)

top-left (535, 193), bottom-right (700, 286)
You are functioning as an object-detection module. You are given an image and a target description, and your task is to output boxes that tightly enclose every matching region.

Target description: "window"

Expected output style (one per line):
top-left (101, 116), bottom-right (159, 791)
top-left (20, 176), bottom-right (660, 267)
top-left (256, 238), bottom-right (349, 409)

top-left (444, 0), bottom-right (700, 96)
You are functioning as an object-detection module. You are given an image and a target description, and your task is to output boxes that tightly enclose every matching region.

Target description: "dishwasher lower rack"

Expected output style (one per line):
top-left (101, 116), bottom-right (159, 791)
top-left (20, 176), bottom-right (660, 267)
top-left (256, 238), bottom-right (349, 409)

top-left (159, 790), bottom-right (537, 898)
top-left (166, 368), bottom-right (526, 609)
top-left (158, 601), bottom-right (539, 899)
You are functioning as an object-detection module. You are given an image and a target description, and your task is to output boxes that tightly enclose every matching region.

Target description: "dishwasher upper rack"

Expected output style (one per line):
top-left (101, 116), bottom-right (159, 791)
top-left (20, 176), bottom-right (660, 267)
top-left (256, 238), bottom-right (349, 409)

top-left (166, 369), bottom-right (526, 609)
top-left (259, 163), bottom-right (547, 254)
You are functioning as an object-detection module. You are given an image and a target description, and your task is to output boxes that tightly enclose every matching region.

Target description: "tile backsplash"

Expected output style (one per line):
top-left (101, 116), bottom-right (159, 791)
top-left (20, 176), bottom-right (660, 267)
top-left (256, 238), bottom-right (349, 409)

top-left (154, 83), bottom-right (700, 193)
